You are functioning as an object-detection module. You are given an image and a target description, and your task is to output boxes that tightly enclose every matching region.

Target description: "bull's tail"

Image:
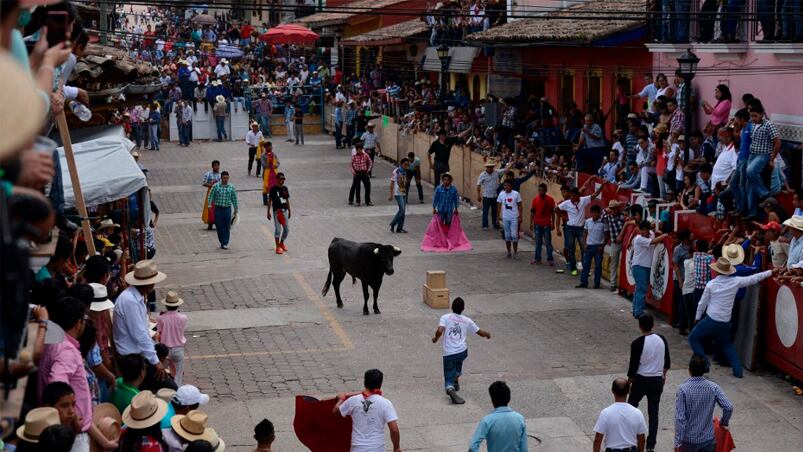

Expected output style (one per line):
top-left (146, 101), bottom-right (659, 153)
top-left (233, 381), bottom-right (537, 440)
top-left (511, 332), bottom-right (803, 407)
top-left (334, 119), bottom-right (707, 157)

top-left (322, 270), bottom-right (333, 297)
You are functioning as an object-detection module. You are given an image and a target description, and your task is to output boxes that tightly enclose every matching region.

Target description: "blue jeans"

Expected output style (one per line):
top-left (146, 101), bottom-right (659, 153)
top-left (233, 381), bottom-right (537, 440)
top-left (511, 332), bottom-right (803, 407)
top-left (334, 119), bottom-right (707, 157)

top-left (564, 225), bottom-right (584, 271)
top-left (443, 350), bottom-right (467, 390)
top-left (481, 197), bottom-right (498, 229)
top-left (782, 0), bottom-right (803, 40)
top-left (723, 0), bottom-right (746, 38)
top-left (534, 225), bottom-right (553, 263)
top-left (334, 121), bottom-right (343, 147)
top-left (746, 153), bottom-right (771, 217)
top-left (273, 208), bottom-right (289, 241)
top-left (259, 114), bottom-right (271, 137)
top-left (689, 316), bottom-right (743, 377)
top-left (216, 116), bottom-right (228, 141)
top-left (726, 159), bottom-right (747, 213)
top-left (214, 206), bottom-right (232, 247)
top-left (580, 244), bottom-right (603, 287)
top-left (757, 0), bottom-right (778, 40)
top-left (390, 195), bottom-right (406, 232)
top-left (149, 124), bottom-right (159, 150)
top-left (502, 218), bottom-right (518, 242)
top-left (632, 265), bottom-right (650, 317)
top-left (674, 0), bottom-right (692, 42)
top-left (438, 211), bottom-right (453, 226)
top-left (679, 440), bottom-right (716, 452)
top-left (178, 123), bottom-right (190, 145)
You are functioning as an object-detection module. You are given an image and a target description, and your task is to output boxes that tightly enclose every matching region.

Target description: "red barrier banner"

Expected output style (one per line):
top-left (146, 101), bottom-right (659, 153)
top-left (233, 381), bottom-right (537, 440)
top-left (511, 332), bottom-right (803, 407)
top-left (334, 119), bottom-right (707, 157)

top-left (763, 280), bottom-right (803, 382)
top-left (647, 235), bottom-right (674, 322)
top-left (675, 210), bottom-right (719, 242)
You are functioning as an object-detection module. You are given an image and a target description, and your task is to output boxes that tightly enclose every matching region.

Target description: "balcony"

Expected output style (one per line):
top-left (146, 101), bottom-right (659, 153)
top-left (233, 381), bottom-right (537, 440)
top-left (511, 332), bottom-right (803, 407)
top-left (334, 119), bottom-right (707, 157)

top-left (422, 2), bottom-right (508, 47)
top-left (645, 1), bottom-right (803, 58)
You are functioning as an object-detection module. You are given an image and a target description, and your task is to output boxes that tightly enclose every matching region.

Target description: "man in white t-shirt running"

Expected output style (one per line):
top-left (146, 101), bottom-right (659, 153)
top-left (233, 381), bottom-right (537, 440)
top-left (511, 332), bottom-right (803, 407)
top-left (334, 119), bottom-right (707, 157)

top-left (593, 378), bottom-right (647, 452)
top-left (334, 369), bottom-right (402, 452)
top-left (432, 297), bottom-right (491, 405)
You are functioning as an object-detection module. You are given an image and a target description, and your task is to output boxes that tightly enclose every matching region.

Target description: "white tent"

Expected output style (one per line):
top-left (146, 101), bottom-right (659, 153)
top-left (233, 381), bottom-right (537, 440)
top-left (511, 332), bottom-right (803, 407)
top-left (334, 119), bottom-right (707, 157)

top-left (58, 133), bottom-right (146, 208)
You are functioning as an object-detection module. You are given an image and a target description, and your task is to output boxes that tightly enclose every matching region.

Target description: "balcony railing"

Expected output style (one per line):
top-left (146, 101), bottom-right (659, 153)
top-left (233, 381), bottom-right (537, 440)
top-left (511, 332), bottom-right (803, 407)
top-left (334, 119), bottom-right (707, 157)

top-left (422, 5), bottom-right (507, 47)
top-left (647, 0), bottom-right (803, 44)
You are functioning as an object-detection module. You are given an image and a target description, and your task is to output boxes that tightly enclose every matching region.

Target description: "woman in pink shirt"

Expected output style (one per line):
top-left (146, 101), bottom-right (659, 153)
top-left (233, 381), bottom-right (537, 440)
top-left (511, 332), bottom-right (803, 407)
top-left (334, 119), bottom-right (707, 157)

top-left (703, 84), bottom-right (733, 132)
top-left (156, 292), bottom-right (188, 386)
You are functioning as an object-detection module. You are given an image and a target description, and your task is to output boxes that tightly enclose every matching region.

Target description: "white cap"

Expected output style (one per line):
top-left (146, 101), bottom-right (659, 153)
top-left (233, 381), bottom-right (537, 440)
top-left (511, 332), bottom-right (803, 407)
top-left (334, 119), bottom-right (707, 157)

top-left (173, 385), bottom-right (210, 406)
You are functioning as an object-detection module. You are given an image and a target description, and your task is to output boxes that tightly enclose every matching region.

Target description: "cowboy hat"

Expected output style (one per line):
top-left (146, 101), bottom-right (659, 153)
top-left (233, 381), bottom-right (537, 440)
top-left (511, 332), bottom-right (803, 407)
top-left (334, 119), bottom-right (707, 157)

top-left (366, 123), bottom-right (375, 128)
top-left (171, 410), bottom-right (217, 443)
top-left (97, 218), bottom-right (120, 231)
top-left (124, 260), bottom-right (167, 286)
top-left (627, 113), bottom-right (639, 119)
top-left (0, 53), bottom-right (45, 160)
top-left (16, 408), bottom-right (60, 443)
top-left (89, 283), bottom-right (114, 312)
top-left (91, 404), bottom-right (122, 452)
top-left (221, 58), bottom-right (229, 64)
top-left (722, 243), bottom-right (745, 266)
top-left (161, 290), bottom-right (184, 307)
top-left (677, 135), bottom-right (686, 142)
top-left (215, 95), bottom-right (226, 103)
top-left (709, 257), bottom-right (737, 276)
top-left (606, 200), bottom-right (622, 209)
top-left (759, 197), bottom-right (779, 209)
top-left (783, 215), bottom-right (803, 231)
top-left (483, 161), bottom-right (496, 167)
top-left (157, 388), bottom-right (176, 403)
top-left (122, 391), bottom-right (168, 429)
top-left (208, 428), bottom-right (226, 451)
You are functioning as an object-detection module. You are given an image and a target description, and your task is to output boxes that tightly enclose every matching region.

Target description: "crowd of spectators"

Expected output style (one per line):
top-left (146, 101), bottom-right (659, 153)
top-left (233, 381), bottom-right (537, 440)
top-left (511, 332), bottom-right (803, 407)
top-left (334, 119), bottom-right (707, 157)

top-left (421, 0), bottom-right (507, 46)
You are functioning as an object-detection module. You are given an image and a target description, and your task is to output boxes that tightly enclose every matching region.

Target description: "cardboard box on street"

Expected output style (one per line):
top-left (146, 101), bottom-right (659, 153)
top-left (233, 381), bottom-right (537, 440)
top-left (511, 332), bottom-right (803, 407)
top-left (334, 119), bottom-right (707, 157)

top-left (423, 284), bottom-right (449, 309)
top-left (426, 271), bottom-right (447, 289)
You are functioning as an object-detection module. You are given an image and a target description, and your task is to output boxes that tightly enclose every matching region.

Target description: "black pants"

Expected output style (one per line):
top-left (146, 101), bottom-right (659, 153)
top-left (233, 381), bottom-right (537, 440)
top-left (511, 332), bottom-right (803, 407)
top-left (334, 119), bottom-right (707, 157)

top-left (349, 172), bottom-right (371, 204)
top-left (248, 146), bottom-right (262, 175)
top-left (345, 124), bottom-right (355, 147)
top-left (628, 375), bottom-right (664, 450)
top-left (405, 170), bottom-right (423, 202)
top-left (433, 161), bottom-right (449, 188)
top-left (365, 148), bottom-right (376, 175)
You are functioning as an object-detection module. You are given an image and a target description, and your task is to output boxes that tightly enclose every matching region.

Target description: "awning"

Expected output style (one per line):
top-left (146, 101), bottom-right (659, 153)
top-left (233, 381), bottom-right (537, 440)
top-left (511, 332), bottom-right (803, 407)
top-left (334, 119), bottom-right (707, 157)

top-left (466, 0), bottom-right (644, 45)
top-left (57, 126), bottom-right (147, 208)
top-left (342, 19), bottom-right (427, 47)
top-left (297, 0), bottom-right (408, 28)
top-left (421, 47), bottom-right (479, 74)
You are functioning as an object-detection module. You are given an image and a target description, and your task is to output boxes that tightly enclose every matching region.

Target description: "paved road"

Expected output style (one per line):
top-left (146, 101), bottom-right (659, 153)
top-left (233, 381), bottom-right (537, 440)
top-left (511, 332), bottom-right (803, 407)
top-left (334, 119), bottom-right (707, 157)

top-left (142, 135), bottom-right (803, 451)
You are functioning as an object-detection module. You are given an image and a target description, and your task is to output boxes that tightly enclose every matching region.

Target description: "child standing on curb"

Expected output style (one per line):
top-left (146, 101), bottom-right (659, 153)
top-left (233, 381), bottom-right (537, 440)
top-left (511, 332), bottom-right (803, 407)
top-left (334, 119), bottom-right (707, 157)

top-left (157, 291), bottom-right (188, 385)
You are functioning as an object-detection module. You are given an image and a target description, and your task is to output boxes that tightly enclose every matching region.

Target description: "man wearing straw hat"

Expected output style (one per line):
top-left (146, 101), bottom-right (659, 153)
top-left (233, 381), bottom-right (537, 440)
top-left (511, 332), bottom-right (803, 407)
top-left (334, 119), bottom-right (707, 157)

top-left (245, 121), bottom-right (264, 177)
top-left (15, 407), bottom-right (61, 449)
top-left (214, 94), bottom-right (229, 142)
top-left (689, 255), bottom-right (776, 378)
top-left (113, 260), bottom-right (174, 388)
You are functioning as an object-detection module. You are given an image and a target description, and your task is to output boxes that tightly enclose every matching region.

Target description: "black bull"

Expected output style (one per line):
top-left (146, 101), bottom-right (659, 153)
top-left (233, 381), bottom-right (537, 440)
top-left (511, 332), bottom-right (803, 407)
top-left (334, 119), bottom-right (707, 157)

top-left (321, 238), bottom-right (401, 315)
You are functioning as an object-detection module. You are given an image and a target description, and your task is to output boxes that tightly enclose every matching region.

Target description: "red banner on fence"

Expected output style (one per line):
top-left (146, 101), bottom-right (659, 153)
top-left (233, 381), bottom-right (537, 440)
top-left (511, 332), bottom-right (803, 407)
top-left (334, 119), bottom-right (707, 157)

top-left (763, 280), bottom-right (803, 383)
top-left (646, 235), bottom-right (675, 322)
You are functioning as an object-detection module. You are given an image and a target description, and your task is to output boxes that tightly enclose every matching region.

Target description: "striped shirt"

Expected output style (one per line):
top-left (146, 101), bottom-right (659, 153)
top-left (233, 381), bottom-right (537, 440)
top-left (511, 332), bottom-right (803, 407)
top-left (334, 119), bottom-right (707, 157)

top-left (202, 170), bottom-right (221, 186)
top-left (674, 377), bottom-right (733, 447)
top-left (692, 252), bottom-right (713, 290)
top-left (207, 183), bottom-right (238, 209)
top-left (351, 152), bottom-right (373, 175)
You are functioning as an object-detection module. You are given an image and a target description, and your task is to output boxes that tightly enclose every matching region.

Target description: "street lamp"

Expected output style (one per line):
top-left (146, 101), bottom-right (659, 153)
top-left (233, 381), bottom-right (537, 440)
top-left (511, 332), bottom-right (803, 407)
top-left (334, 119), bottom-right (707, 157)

top-left (676, 48), bottom-right (699, 163)
top-left (437, 43), bottom-right (450, 103)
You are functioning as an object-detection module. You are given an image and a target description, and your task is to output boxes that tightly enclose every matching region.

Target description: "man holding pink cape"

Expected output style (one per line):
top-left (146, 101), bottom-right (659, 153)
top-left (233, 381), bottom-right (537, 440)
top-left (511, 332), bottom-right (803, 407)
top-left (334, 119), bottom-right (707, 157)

top-left (422, 173), bottom-right (472, 252)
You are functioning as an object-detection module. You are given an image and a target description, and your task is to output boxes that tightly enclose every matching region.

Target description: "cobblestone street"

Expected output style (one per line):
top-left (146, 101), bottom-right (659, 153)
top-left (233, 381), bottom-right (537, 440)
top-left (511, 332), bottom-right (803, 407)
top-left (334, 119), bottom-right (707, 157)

top-left (142, 135), bottom-right (803, 451)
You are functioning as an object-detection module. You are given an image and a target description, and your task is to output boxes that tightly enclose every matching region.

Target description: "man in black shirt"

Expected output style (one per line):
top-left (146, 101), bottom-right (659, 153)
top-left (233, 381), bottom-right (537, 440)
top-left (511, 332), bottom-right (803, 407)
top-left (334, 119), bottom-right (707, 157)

top-left (428, 129), bottom-right (470, 187)
top-left (267, 172), bottom-right (291, 255)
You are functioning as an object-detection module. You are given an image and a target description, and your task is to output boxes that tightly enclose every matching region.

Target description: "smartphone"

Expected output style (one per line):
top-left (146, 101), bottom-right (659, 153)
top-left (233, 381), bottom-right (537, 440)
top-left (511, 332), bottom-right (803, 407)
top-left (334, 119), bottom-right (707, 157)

top-left (45, 11), bottom-right (69, 48)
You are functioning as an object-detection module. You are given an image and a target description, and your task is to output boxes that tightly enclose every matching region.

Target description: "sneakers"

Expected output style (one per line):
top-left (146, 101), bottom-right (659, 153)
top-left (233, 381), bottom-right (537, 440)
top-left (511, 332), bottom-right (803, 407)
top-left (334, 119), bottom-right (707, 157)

top-left (397, 229), bottom-right (409, 233)
top-left (279, 243), bottom-right (288, 251)
top-left (571, 270), bottom-right (578, 276)
top-left (446, 388), bottom-right (465, 405)
top-left (275, 247), bottom-right (284, 254)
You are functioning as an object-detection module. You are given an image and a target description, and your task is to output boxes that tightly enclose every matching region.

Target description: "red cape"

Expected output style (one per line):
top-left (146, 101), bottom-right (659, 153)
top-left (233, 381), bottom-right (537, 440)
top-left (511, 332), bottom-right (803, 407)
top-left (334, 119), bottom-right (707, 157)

top-left (293, 395), bottom-right (352, 452)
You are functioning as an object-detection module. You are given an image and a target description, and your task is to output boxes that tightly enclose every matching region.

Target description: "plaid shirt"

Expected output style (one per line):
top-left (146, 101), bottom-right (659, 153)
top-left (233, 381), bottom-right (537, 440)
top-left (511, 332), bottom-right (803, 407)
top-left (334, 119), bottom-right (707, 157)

top-left (345, 108), bottom-right (357, 125)
top-left (669, 108), bottom-right (685, 135)
top-left (501, 106), bottom-right (516, 127)
top-left (749, 118), bottom-right (780, 155)
top-left (676, 82), bottom-right (692, 112)
top-left (674, 377), bottom-right (733, 447)
top-left (351, 152), bottom-right (373, 175)
top-left (602, 212), bottom-right (625, 244)
top-left (203, 170), bottom-right (221, 186)
top-left (207, 183), bottom-right (238, 209)
top-left (433, 184), bottom-right (460, 213)
top-left (692, 252), bottom-right (713, 289)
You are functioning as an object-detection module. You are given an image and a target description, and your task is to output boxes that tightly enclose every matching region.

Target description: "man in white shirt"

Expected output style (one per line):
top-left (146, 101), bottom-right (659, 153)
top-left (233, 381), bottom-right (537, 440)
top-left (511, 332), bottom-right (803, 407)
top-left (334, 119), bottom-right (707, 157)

top-left (360, 124), bottom-right (382, 176)
top-left (593, 378), bottom-right (647, 452)
top-left (245, 122), bottom-right (263, 177)
top-left (432, 297), bottom-right (491, 404)
top-left (627, 314), bottom-right (670, 452)
top-left (214, 59), bottom-right (230, 78)
top-left (496, 180), bottom-right (523, 258)
top-left (689, 257), bottom-right (774, 378)
top-left (557, 180), bottom-right (605, 275)
top-left (630, 222), bottom-right (667, 318)
top-left (578, 205), bottom-right (606, 289)
top-left (477, 162), bottom-right (501, 230)
top-left (334, 369), bottom-right (402, 452)
top-left (711, 128), bottom-right (738, 188)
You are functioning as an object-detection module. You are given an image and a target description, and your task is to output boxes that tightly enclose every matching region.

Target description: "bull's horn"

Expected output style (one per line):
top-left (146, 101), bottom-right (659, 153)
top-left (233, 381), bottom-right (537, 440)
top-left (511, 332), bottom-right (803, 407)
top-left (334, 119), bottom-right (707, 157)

top-left (373, 248), bottom-right (380, 255)
top-left (393, 246), bottom-right (401, 252)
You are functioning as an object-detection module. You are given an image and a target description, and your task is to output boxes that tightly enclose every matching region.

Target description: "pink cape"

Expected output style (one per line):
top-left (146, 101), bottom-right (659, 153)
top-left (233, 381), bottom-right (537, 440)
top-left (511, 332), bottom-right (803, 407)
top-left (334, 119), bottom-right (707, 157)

top-left (420, 213), bottom-right (472, 252)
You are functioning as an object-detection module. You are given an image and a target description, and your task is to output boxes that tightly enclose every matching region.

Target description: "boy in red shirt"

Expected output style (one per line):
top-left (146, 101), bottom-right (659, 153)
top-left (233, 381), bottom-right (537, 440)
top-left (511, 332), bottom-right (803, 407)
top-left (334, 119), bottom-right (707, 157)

top-left (530, 183), bottom-right (556, 265)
